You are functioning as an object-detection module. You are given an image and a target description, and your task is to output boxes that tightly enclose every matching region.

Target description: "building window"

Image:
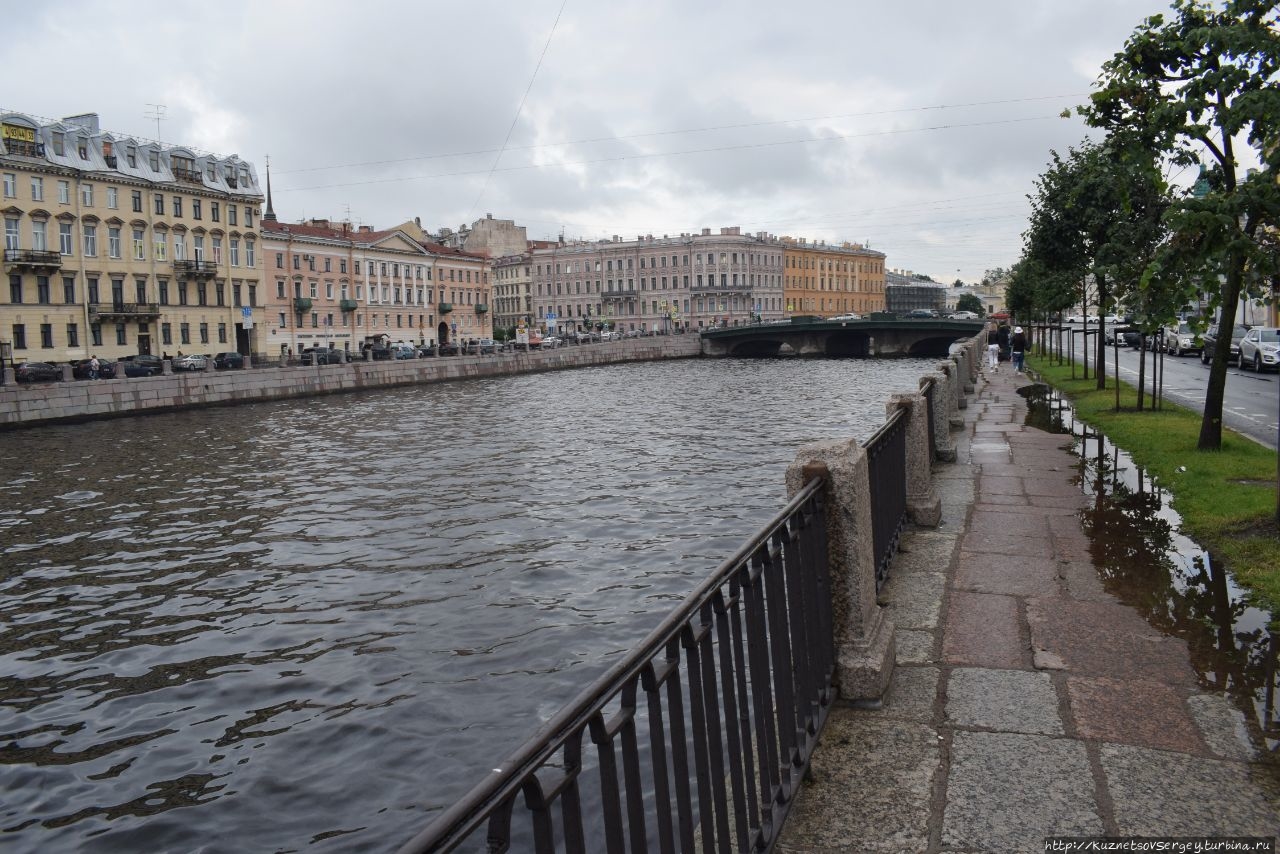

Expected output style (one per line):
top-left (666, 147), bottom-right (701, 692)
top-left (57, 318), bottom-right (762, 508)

top-left (63, 277), bottom-right (75, 303)
top-left (178, 282), bottom-right (188, 306)
top-left (192, 199), bottom-right (201, 220)
top-left (246, 240), bottom-right (254, 267)
top-left (218, 322), bottom-right (227, 344)
top-left (212, 237), bottom-right (222, 264)
top-left (173, 234), bottom-right (185, 261)
top-left (58, 180), bottom-right (70, 204)
top-left (135, 280), bottom-right (146, 303)
top-left (154, 235), bottom-right (167, 261)
top-left (8, 274), bottom-right (21, 304)
top-left (311, 312), bottom-right (318, 328)
top-left (87, 278), bottom-right (99, 304)
top-left (88, 323), bottom-right (101, 346)
top-left (216, 282), bottom-right (225, 306)
top-left (230, 239), bottom-right (239, 267)
top-left (172, 196), bottom-right (182, 218)
top-left (82, 224), bottom-right (97, 257)
top-left (30, 176), bottom-right (43, 201)
top-left (309, 281), bottom-right (318, 299)
top-left (340, 259), bottom-right (347, 274)
top-left (115, 323), bottom-right (127, 346)
top-left (36, 276), bottom-right (50, 304)
top-left (199, 322), bottom-right (209, 344)
top-left (132, 228), bottom-right (145, 260)
top-left (80, 183), bottom-right (93, 206)
top-left (276, 280), bottom-right (285, 299)
top-left (228, 206), bottom-right (237, 227)
top-left (197, 282), bottom-right (207, 306)
top-left (3, 217), bottom-right (16, 251)
top-left (233, 283), bottom-right (242, 307)
top-left (40, 322), bottom-right (56, 347)
top-left (132, 190), bottom-right (142, 212)
top-left (276, 252), bottom-right (284, 269)
top-left (244, 206), bottom-right (253, 228)
top-left (211, 202), bottom-right (219, 222)
top-left (180, 323), bottom-right (190, 344)
top-left (108, 226), bottom-right (121, 258)
top-left (12, 323), bottom-right (26, 349)
top-left (59, 223), bottom-right (74, 255)
top-left (2, 173), bottom-right (14, 198)
top-left (248, 284), bottom-right (256, 306)
top-left (162, 323), bottom-right (172, 345)
top-left (277, 312), bottom-right (286, 328)
top-left (67, 323), bottom-right (79, 347)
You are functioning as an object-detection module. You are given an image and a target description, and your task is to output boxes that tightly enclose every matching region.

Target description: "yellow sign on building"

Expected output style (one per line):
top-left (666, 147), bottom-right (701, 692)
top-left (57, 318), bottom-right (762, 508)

top-left (2, 124), bottom-right (37, 142)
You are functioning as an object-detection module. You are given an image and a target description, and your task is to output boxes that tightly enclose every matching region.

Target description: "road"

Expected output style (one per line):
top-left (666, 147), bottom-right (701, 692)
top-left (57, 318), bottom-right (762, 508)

top-left (1047, 329), bottom-right (1279, 449)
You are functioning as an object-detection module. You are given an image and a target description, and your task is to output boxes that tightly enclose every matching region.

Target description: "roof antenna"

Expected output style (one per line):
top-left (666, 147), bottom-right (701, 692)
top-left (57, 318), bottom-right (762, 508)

top-left (144, 103), bottom-right (166, 143)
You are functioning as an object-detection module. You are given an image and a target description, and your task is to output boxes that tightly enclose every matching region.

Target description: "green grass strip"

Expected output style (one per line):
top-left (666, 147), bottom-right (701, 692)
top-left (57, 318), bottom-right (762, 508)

top-left (1029, 354), bottom-right (1280, 619)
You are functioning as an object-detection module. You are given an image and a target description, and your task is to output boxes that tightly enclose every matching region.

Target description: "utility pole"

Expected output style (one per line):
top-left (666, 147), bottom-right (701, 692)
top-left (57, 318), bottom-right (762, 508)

top-left (144, 104), bottom-right (166, 142)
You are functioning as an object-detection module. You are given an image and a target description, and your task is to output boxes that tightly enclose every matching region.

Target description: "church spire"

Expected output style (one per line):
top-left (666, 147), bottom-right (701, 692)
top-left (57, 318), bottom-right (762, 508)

top-left (263, 154), bottom-right (277, 222)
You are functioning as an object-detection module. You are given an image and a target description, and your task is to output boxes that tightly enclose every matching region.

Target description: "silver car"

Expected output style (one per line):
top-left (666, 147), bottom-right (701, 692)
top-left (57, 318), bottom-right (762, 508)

top-left (1238, 326), bottom-right (1279, 373)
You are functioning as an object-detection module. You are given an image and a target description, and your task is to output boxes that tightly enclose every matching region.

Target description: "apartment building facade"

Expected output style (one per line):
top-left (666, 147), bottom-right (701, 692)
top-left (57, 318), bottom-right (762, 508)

top-left (529, 227), bottom-right (786, 334)
top-left (782, 239), bottom-right (886, 317)
top-left (1, 111), bottom-right (264, 364)
top-left (261, 219), bottom-right (492, 354)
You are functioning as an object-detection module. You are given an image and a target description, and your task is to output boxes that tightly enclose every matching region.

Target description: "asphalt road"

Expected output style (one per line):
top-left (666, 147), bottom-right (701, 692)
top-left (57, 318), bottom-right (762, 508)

top-left (1047, 329), bottom-right (1279, 449)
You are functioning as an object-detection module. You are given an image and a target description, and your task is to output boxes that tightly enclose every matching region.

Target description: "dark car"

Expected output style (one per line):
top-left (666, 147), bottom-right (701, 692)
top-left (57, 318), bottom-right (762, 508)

top-left (213, 351), bottom-right (245, 370)
top-left (119, 354), bottom-right (164, 377)
top-left (70, 359), bottom-right (117, 380)
top-left (908, 309), bottom-right (940, 319)
top-left (1200, 323), bottom-right (1249, 365)
top-left (437, 342), bottom-right (459, 356)
top-left (300, 347), bottom-right (343, 365)
top-left (416, 344), bottom-right (437, 357)
top-left (15, 361), bottom-right (62, 383)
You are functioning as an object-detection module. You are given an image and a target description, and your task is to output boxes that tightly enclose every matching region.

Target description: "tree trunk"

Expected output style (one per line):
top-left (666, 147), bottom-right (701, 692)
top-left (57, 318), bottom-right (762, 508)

top-left (1096, 275), bottom-right (1108, 391)
top-left (1198, 253), bottom-right (1244, 450)
top-left (1137, 339), bottom-right (1146, 412)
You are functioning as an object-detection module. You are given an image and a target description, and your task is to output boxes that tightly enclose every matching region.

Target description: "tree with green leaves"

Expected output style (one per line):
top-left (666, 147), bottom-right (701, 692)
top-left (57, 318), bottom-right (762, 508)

top-left (1022, 139), bottom-right (1171, 389)
top-left (1082, 0), bottom-right (1280, 449)
top-left (955, 293), bottom-right (985, 316)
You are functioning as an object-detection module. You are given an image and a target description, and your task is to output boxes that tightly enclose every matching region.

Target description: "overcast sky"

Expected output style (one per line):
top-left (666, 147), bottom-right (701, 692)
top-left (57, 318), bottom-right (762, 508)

top-left (5, 0), bottom-right (1187, 282)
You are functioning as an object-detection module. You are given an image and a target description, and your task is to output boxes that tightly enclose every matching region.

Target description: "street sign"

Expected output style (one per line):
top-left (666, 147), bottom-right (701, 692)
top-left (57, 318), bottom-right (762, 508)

top-left (241, 305), bottom-right (253, 329)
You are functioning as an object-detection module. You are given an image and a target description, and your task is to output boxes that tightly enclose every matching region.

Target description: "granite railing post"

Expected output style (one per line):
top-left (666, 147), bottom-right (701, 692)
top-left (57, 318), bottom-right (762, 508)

top-left (162, 359), bottom-right (173, 375)
top-left (923, 370), bottom-right (957, 462)
top-left (785, 439), bottom-right (895, 702)
top-left (60, 364), bottom-right (73, 382)
top-left (951, 353), bottom-right (969, 409)
top-left (887, 392), bottom-right (942, 526)
top-left (938, 360), bottom-right (963, 428)
top-left (2, 366), bottom-right (14, 385)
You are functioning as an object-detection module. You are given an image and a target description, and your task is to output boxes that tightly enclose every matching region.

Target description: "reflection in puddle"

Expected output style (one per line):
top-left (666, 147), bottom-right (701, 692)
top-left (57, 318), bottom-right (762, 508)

top-left (1019, 384), bottom-right (1279, 757)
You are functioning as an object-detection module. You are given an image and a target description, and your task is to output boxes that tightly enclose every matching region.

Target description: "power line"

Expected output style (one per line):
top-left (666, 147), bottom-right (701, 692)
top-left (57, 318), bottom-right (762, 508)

top-left (275, 93), bottom-right (1087, 176)
top-left (467, 0), bottom-right (567, 217)
top-left (278, 115), bottom-right (1065, 193)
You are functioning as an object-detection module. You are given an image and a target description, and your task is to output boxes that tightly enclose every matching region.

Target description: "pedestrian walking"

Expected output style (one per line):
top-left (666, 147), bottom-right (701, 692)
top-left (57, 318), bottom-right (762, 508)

top-left (997, 322), bottom-right (1011, 363)
top-left (1011, 326), bottom-right (1028, 373)
top-left (88, 355), bottom-right (99, 380)
top-left (986, 323), bottom-right (1000, 372)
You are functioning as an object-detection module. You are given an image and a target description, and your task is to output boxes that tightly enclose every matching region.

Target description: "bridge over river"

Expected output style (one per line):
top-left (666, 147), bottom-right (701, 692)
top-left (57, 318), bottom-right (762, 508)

top-left (701, 316), bottom-right (985, 358)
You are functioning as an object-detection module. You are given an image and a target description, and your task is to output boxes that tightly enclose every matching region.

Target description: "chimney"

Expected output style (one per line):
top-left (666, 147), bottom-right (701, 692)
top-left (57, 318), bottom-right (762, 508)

top-left (415, 216), bottom-right (421, 227)
top-left (701, 228), bottom-right (711, 236)
top-left (62, 113), bottom-right (100, 134)
top-left (359, 225), bottom-right (373, 233)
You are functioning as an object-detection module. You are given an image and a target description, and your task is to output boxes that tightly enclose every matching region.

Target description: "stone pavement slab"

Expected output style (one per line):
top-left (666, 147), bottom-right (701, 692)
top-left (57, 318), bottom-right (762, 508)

top-left (942, 731), bottom-right (1102, 850)
top-left (1066, 675), bottom-right (1206, 754)
top-left (945, 667), bottom-right (1063, 735)
top-left (943, 590), bottom-right (1027, 669)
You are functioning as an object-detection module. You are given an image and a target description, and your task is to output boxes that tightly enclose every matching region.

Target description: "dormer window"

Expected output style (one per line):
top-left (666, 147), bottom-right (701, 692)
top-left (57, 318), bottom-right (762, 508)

top-left (78, 140), bottom-right (88, 159)
top-left (126, 145), bottom-right (137, 167)
top-left (148, 150), bottom-right (159, 171)
top-left (52, 132), bottom-right (65, 156)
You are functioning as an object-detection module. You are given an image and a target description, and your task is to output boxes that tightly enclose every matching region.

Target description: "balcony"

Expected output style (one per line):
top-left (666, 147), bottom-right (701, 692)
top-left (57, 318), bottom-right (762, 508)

top-left (89, 302), bottom-right (161, 322)
top-left (103, 154), bottom-right (118, 169)
top-left (293, 297), bottom-right (313, 313)
top-left (438, 302), bottom-right (454, 314)
top-left (339, 299), bottom-right (358, 312)
top-left (173, 259), bottom-right (218, 279)
top-left (3, 140), bottom-right (45, 158)
top-left (172, 165), bottom-right (204, 185)
top-left (4, 249), bottom-right (62, 270)
top-left (602, 289), bottom-right (638, 300)
top-left (474, 303), bottom-right (489, 314)
top-left (692, 283), bottom-right (751, 295)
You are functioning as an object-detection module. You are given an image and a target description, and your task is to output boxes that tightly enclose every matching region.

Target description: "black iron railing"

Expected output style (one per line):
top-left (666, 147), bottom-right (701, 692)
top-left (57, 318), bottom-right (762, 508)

top-left (399, 473), bottom-right (835, 854)
top-left (3, 249), bottom-right (62, 267)
top-left (862, 407), bottom-right (908, 591)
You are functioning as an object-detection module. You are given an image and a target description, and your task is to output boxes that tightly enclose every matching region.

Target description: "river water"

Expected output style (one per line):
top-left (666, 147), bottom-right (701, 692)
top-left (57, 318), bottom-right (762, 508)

top-left (0, 357), bottom-right (939, 853)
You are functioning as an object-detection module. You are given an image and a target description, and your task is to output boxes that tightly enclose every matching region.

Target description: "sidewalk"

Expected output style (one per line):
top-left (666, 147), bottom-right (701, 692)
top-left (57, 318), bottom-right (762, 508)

top-left (779, 362), bottom-right (1280, 852)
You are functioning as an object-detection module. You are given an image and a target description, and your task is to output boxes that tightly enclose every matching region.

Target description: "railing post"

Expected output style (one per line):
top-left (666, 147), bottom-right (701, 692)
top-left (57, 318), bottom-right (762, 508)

top-left (937, 360), bottom-right (963, 428)
top-left (785, 439), bottom-right (894, 703)
top-left (886, 393), bottom-right (942, 526)
top-left (922, 371), bottom-right (955, 462)
top-left (958, 345), bottom-right (975, 394)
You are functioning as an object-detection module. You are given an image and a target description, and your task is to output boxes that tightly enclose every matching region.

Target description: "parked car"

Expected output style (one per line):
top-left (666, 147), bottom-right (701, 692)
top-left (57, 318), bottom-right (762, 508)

top-left (1164, 322), bottom-right (1202, 357)
top-left (70, 359), bottom-right (117, 380)
top-left (173, 353), bottom-right (208, 372)
top-left (300, 347), bottom-right (343, 365)
top-left (542, 336), bottom-right (563, 348)
top-left (437, 341), bottom-right (459, 356)
top-left (1200, 324), bottom-right (1249, 365)
top-left (391, 344), bottom-right (416, 360)
top-left (1238, 326), bottom-right (1280, 373)
top-left (15, 361), bottom-right (62, 383)
top-left (947, 311), bottom-right (978, 320)
top-left (476, 338), bottom-right (496, 355)
top-left (416, 344), bottom-right (437, 357)
top-left (119, 354), bottom-right (164, 377)
top-left (213, 351), bottom-right (245, 370)
top-left (1122, 329), bottom-right (1146, 349)
top-left (907, 309), bottom-right (940, 319)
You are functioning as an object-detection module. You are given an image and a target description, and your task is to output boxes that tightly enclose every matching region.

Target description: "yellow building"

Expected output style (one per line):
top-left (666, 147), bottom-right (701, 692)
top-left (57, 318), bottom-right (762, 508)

top-left (2, 111), bottom-right (264, 365)
top-left (782, 238), bottom-right (886, 317)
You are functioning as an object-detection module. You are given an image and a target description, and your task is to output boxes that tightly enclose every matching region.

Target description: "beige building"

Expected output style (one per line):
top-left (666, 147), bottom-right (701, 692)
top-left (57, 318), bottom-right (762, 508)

top-left (2, 111), bottom-right (264, 364)
top-left (263, 217), bottom-right (493, 352)
top-left (782, 238), bottom-right (886, 317)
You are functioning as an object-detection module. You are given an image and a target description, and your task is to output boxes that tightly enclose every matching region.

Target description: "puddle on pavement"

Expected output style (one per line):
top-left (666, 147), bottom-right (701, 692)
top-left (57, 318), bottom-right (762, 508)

top-left (1019, 384), bottom-right (1279, 757)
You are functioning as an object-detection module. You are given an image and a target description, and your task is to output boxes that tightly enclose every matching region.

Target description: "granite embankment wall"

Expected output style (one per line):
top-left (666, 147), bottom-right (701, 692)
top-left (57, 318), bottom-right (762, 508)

top-left (0, 336), bottom-right (702, 430)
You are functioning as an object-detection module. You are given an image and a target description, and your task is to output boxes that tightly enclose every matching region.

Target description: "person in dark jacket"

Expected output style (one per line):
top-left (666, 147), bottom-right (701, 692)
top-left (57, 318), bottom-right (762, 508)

top-left (1011, 326), bottom-right (1029, 373)
top-left (996, 323), bottom-right (1011, 362)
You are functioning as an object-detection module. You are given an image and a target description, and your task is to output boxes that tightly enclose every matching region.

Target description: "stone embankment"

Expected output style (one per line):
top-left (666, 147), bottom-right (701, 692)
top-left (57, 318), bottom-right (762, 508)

top-left (0, 336), bottom-right (702, 430)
